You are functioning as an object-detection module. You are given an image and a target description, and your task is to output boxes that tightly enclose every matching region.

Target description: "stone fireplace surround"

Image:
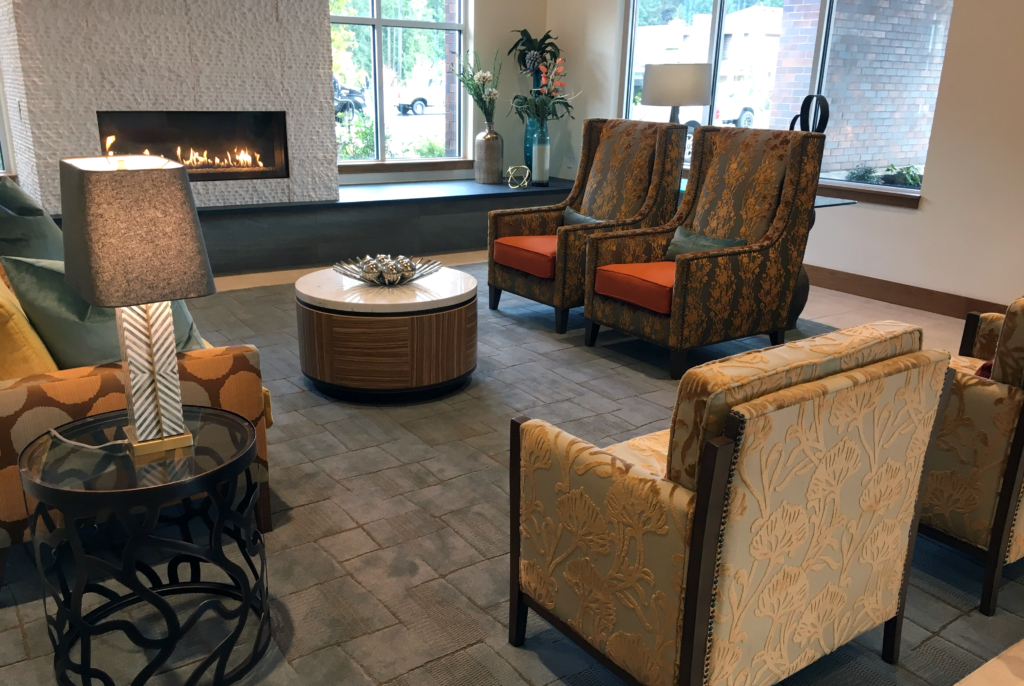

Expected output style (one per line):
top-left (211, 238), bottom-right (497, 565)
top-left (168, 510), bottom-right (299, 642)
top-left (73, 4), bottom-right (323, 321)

top-left (0, 0), bottom-right (338, 212)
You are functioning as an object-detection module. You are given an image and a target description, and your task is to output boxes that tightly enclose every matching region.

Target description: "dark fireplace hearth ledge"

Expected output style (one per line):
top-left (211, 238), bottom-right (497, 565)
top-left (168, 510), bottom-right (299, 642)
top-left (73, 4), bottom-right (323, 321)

top-left (200, 177), bottom-right (573, 216)
top-left (49, 178), bottom-right (574, 275)
top-left (50, 177), bottom-right (573, 222)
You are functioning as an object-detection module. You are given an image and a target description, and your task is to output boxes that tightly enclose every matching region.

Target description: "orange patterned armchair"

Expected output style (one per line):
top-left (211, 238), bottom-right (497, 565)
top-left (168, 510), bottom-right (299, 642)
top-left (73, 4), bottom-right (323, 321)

top-left (509, 321), bottom-right (952, 686)
top-left (488, 118), bottom-right (687, 333)
top-left (583, 127), bottom-right (824, 378)
top-left (920, 296), bottom-right (1024, 614)
top-left (0, 346), bottom-right (273, 584)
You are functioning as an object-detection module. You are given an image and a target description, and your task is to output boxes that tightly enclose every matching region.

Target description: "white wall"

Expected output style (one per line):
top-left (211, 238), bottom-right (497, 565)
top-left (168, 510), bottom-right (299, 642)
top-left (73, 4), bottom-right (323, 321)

top-left (466, 0), bottom-right (628, 177)
top-left (545, 0), bottom-right (629, 178)
top-left (468, 0), bottom-right (548, 169)
top-left (799, 0), bottom-right (1024, 305)
top-left (0, 0), bottom-right (338, 211)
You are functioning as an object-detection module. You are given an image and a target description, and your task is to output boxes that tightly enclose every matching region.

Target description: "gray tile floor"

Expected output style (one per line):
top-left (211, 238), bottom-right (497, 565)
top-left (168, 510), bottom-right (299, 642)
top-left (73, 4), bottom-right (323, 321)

top-left (2, 262), bottom-right (1022, 686)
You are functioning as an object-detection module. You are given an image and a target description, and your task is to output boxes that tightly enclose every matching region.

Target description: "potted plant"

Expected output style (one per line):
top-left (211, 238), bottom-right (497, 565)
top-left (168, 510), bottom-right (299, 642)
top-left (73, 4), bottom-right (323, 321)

top-left (510, 57), bottom-right (574, 187)
top-left (452, 52), bottom-right (503, 184)
top-left (508, 29), bottom-right (561, 170)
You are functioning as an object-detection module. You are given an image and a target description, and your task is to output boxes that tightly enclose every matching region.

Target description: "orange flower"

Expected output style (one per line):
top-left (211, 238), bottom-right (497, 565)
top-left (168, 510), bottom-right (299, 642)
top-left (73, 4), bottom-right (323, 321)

top-left (554, 80), bottom-right (566, 87)
top-left (539, 64), bottom-right (548, 73)
top-left (554, 66), bottom-right (564, 74)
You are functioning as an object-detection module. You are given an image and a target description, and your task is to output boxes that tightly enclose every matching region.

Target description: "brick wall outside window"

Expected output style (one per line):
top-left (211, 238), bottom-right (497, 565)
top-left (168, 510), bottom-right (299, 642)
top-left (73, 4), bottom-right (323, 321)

top-left (768, 0), bottom-right (952, 175)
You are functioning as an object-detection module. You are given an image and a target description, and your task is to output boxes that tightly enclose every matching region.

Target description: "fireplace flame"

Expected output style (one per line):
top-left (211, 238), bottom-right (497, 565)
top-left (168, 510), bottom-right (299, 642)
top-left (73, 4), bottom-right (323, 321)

top-left (175, 146), bottom-right (264, 170)
top-left (105, 135), bottom-right (116, 156)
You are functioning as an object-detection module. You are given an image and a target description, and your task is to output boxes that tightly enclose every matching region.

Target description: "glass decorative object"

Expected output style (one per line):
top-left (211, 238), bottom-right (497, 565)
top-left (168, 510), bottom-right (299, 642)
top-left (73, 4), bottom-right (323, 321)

top-left (531, 119), bottom-right (550, 187)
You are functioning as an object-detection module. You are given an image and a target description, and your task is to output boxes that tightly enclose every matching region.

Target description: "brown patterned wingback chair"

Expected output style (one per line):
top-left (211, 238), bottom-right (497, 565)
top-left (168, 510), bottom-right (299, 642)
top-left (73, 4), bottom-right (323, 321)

top-left (509, 321), bottom-right (952, 686)
top-left (919, 296), bottom-right (1024, 615)
top-left (0, 346), bottom-right (274, 585)
top-left (583, 127), bottom-right (824, 378)
top-left (488, 118), bottom-right (687, 333)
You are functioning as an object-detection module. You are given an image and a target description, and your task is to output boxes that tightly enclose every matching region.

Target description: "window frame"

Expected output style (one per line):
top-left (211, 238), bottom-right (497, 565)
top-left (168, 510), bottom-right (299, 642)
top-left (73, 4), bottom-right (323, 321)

top-left (330, 0), bottom-right (465, 172)
top-left (623, 0), bottom-right (941, 206)
top-left (0, 62), bottom-right (15, 176)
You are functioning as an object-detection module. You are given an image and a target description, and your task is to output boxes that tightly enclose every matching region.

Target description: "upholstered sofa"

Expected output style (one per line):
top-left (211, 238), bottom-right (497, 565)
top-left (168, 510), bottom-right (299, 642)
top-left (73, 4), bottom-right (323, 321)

top-left (919, 296), bottom-right (1024, 614)
top-left (509, 321), bottom-right (951, 686)
top-left (488, 118), bottom-right (687, 333)
top-left (0, 275), bottom-right (273, 585)
top-left (583, 127), bottom-right (824, 379)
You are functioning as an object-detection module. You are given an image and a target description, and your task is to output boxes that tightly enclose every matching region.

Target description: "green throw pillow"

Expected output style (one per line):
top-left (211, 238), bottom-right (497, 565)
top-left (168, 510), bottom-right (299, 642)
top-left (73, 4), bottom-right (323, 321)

top-left (665, 227), bottom-right (747, 260)
top-left (0, 257), bottom-right (204, 369)
top-left (0, 177), bottom-right (63, 260)
top-left (564, 207), bottom-right (603, 225)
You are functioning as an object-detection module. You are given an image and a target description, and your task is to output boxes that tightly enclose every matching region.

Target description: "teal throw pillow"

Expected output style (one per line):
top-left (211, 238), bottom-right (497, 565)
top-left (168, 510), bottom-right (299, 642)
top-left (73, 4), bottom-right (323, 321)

top-left (0, 177), bottom-right (63, 260)
top-left (0, 257), bottom-right (205, 369)
top-left (564, 207), bottom-right (603, 226)
top-left (665, 227), bottom-right (747, 260)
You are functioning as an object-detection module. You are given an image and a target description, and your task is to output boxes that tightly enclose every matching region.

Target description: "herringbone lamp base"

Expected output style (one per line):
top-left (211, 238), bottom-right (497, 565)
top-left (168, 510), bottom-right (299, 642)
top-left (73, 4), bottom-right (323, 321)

top-left (116, 302), bottom-right (193, 456)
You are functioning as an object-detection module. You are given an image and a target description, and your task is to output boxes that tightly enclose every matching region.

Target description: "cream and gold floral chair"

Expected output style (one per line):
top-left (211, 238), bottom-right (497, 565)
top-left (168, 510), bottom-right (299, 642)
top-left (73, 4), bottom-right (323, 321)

top-left (919, 296), bottom-right (1024, 615)
top-left (510, 322), bottom-right (951, 686)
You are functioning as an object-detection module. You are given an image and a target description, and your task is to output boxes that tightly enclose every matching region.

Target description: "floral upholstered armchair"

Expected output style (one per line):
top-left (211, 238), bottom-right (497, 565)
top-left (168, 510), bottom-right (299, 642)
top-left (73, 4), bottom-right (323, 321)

top-left (509, 322), bottom-right (952, 686)
top-left (488, 118), bottom-right (687, 333)
top-left (919, 296), bottom-right (1024, 615)
top-left (0, 346), bottom-right (274, 585)
top-left (583, 127), bottom-right (824, 378)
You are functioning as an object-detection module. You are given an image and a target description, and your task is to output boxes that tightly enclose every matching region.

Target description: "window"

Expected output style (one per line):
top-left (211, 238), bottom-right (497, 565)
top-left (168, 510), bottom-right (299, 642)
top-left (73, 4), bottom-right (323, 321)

top-left (330, 0), bottom-right (463, 165)
top-left (625, 0), bottom-right (953, 192)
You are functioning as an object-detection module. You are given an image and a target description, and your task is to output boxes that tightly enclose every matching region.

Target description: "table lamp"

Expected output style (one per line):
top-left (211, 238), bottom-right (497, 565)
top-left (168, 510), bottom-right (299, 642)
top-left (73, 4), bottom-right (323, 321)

top-left (641, 63), bottom-right (713, 124)
top-left (60, 155), bottom-right (215, 456)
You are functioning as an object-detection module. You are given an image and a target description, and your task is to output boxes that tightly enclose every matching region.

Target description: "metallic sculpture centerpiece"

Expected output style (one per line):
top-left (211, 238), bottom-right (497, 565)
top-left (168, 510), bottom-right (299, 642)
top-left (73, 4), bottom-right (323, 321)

top-left (334, 254), bottom-right (442, 286)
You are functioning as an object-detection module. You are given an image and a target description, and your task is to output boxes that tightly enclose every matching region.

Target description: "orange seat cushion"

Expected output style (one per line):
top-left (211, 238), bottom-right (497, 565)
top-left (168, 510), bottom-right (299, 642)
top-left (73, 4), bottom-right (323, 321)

top-left (594, 262), bottom-right (676, 315)
top-left (493, 236), bottom-right (558, 279)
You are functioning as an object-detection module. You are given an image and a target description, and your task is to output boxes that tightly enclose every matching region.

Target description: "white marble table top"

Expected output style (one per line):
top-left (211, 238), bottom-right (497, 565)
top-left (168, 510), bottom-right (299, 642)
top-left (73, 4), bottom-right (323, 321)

top-left (295, 266), bottom-right (478, 314)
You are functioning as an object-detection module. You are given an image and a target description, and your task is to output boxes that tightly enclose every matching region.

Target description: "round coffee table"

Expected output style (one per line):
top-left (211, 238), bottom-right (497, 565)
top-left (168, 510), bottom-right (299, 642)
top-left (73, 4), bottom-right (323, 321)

top-left (19, 406), bottom-right (269, 686)
top-left (295, 266), bottom-right (478, 400)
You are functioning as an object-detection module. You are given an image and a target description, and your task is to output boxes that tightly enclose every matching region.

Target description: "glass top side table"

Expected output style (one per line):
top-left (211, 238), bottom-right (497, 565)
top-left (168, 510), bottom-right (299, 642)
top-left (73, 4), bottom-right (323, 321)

top-left (19, 406), bottom-right (270, 686)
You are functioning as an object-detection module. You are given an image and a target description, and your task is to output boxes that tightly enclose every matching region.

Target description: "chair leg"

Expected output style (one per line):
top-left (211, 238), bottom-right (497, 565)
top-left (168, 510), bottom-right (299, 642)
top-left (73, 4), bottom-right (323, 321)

top-left (0, 547), bottom-right (8, 588)
top-left (670, 349), bottom-right (689, 380)
top-left (257, 486), bottom-right (273, 533)
top-left (509, 590), bottom-right (529, 647)
top-left (882, 614), bottom-right (902, 664)
top-left (982, 552), bottom-right (1005, 616)
top-left (584, 320), bottom-right (600, 347)
top-left (489, 285), bottom-right (502, 310)
top-left (555, 307), bottom-right (569, 335)
top-left (768, 330), bottom-right (786, 346)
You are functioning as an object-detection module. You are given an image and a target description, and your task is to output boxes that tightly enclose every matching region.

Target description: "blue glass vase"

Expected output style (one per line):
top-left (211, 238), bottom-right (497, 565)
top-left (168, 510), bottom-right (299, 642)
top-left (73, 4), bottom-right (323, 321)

top-left (523, 72), bottom-right (542, 170)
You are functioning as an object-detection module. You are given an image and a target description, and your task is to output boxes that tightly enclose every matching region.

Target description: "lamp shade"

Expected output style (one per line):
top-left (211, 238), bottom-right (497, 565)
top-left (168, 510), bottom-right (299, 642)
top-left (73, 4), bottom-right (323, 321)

top-left (60, 155), bottom-right (215, 307)
top-left (641, 63), bottom-right (713, 107)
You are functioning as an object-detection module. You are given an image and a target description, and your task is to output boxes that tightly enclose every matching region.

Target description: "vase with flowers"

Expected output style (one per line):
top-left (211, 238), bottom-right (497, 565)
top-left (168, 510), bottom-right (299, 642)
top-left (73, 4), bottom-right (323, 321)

top-left (508, 29), bottom-right (561, 170)
top-left (452, 51), bottom-right (503, 184)
top-left (510, 56), bottom-right (574, 187)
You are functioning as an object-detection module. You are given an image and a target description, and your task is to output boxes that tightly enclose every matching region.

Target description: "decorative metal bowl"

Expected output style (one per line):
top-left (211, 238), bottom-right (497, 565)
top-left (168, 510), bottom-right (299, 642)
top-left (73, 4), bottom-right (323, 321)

top-left (334, 254), bottom-right (443, 287)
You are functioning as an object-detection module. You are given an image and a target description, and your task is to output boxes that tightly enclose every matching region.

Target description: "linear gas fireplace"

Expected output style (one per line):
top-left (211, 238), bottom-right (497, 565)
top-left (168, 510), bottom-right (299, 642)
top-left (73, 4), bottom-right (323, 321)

top-left (97, 111), bottom-right (288, 182)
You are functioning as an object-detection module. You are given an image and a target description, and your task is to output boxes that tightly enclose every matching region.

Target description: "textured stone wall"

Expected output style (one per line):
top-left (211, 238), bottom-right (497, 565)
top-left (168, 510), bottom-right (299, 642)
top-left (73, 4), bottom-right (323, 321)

top-left (0, 0), bottom-right (338, 211)
top-left (768, 0), bottom-right (951, 174)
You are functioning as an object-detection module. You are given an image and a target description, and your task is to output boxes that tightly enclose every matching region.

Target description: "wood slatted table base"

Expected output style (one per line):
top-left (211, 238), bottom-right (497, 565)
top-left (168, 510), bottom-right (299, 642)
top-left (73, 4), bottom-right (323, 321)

top-left (296, 297), bottom-right (477, 397)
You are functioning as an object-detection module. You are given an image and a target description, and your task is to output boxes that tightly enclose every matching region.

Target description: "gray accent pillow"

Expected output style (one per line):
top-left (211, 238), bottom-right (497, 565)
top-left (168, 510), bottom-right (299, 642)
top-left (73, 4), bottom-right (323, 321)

top-left (564, 207), bottom-right (603, 226)
top-left (665, 227), bottom-right (747, 260)
top-left (0, 257), bottom-right (205, 369)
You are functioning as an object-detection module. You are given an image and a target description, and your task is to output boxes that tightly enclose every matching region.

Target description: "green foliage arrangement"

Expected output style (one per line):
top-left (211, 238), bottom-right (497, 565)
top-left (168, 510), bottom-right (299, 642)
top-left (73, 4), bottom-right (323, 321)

top-left (510, 57), bottom-right (574, 124)
top-left (508, 29), bottom-right (560, 75)
top-left (451, 52), bottom-right (502, 124)
top-left (845, 165), bottom-right (879, 183)
top-left (883, 163), bottom-right (923, 188)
